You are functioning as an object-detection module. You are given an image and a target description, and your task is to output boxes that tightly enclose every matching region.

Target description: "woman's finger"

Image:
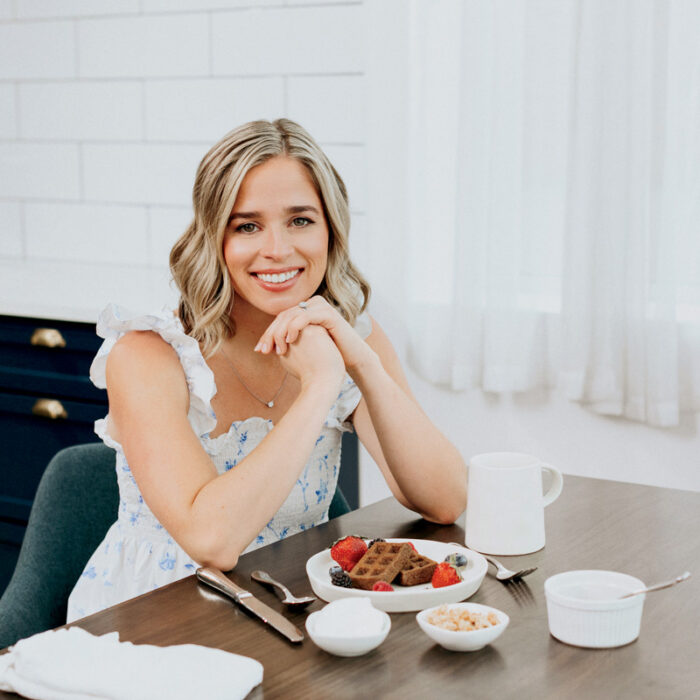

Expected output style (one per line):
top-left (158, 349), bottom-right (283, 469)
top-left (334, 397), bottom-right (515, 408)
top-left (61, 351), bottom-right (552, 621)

top-left (284, 313), bottom-right (313, 344)
top-left (255, 307), bottom-right (297, 353)
top-left (256, 299), bottom-right (336, 354)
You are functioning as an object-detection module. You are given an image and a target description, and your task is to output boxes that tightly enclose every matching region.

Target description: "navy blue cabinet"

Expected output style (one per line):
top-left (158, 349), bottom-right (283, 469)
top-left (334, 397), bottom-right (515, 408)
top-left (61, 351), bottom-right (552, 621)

top-left (0, 316), bottom-right (106, 548)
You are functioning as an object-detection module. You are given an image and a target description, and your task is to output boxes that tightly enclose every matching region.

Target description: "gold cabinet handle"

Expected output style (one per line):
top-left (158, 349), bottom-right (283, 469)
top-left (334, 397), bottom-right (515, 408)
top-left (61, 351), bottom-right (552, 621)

top-left (30, 327), bottom-right (67, 348)
top-left (32, 398), bottom-right (68, 420)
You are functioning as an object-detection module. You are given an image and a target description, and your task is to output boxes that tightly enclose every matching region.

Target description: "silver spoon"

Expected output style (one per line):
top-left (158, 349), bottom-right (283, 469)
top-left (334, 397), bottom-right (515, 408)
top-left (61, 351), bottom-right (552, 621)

top-left (620, 571), bottom-right (691, 599)
top-left (251, 570), bottom-right (316, 609)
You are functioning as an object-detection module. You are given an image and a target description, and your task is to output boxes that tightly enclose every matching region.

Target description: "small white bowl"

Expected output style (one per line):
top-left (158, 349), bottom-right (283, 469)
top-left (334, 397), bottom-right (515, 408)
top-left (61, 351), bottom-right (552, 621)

top-left (305, 608), bottom-right (391, 657)
top-left (416, 602), bottom-right (509, 652)
top-left (544, 570), bottom-right (646, 648)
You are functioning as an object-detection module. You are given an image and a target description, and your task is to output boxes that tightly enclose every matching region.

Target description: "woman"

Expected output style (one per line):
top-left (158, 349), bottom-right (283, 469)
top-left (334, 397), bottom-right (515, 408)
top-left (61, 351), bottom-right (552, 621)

top-left (67, 119), bottom-right (466, 622)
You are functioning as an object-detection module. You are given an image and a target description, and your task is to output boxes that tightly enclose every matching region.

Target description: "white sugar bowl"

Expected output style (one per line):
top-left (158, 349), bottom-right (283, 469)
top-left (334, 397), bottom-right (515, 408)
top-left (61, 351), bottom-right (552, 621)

top-left (544, 570), bottom-right (646, 648)
top-left (305, 598), bottom-right (391, 657)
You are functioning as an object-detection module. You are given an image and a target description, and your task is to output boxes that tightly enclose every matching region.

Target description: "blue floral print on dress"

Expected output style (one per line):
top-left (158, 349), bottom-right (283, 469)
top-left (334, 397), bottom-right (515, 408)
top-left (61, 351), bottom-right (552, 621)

top-left (66, 303), bottom-right (369, 624)
top-left (159, 553), bottom-right (176, 571)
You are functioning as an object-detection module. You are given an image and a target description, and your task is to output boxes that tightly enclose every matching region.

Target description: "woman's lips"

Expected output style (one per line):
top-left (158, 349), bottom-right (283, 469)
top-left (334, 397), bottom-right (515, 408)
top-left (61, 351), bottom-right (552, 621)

top-left (250, 268), bottom-right (302, 292)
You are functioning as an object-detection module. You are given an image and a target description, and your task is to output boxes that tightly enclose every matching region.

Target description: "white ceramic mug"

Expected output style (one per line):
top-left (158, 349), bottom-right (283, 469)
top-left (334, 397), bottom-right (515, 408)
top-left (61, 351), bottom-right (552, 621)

top-left (465, 452), bottom-right (563, 555)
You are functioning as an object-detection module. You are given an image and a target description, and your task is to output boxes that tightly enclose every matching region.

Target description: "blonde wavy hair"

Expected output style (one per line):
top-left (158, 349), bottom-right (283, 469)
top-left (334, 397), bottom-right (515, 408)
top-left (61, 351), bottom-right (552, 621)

top-left (170, 118), bottom-right (371, 358)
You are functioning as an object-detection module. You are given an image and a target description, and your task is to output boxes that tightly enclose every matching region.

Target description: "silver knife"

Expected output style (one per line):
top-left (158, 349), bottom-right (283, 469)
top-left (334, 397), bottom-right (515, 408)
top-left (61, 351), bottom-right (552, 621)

top-left (196, 566), bottom-right (304, 643)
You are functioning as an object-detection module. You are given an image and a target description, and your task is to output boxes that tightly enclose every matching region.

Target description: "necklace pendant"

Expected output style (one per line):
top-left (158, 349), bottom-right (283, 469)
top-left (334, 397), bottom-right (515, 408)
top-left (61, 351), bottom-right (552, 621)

top-left (267, 401), bottom-right (274, 408)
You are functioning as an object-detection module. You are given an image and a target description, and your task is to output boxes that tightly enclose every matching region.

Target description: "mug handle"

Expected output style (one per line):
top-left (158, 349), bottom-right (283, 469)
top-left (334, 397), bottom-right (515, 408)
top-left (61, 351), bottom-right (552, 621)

top-left (541, 464), bottom-right (563, 507)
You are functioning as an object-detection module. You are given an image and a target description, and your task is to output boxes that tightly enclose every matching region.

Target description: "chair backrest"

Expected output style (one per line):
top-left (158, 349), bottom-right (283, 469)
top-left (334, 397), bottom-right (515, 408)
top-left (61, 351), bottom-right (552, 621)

top-left (0, 441), bottom-right (353, 648)
top-left (0, 443), bottom-right (118, 649)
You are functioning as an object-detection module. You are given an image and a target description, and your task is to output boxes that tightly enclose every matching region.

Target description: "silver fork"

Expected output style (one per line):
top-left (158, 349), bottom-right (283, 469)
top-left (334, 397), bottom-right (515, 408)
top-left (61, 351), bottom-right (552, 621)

top-left (449, 543), bottom-right (537, 582)
top-left (484, 556), bottom-right (537, 582)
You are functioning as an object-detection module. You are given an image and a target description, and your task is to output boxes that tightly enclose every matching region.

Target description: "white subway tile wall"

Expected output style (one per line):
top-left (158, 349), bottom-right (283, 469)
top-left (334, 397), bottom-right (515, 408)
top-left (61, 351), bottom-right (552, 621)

top-left (287, 75), bottom-right (365, 143)
top-left (20, 82), bottom-right (144, 140)
top-left (0, 21), bottom-right (75, 79)
top-left (0, 202), bottom-right (22, 257)
top-left (148, 206), bottom-right (194, 267)
top-left (0, 143), bottom-right (81, 199)
top-left (25, 202), bottom-right (149, 264)
top-left (144, 77), bottom-right (284, 143)
top-left (0, 1), bottom-right (367, 276)
top-left (82, 143), bottom-right (205, 205)
top-left (16, 0), bottom-right (140, 19)
top-left (144, 0), bottom-right (281, 13)
top-left (77, 16), bottom-right (210, 78)
top-left (0, 84), bottom-right (16, 138)
top-left (0, 1), bottom-right (13, 20)
top-left (211, 6), bottom-right (365, 76)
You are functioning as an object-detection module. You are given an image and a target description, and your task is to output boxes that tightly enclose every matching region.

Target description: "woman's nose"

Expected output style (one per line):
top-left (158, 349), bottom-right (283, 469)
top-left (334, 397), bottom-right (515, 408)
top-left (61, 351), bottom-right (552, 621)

top-left (260, 228), bottom-right (293, 258)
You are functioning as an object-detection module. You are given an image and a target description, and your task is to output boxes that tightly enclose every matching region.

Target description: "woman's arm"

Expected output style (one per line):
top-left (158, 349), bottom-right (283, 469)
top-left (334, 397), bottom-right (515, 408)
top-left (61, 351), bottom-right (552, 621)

top-left (349, 319), bottom-right (467, 524)
top-left (255, 300), bottom-right (467, 523)
top-left (106, 326), bottom-right (344, 571)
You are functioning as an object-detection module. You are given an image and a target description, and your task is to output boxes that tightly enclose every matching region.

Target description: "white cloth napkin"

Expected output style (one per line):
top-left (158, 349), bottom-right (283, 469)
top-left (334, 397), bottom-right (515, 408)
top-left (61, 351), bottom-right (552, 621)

top-left (0, 626), bottom-right (263, 700)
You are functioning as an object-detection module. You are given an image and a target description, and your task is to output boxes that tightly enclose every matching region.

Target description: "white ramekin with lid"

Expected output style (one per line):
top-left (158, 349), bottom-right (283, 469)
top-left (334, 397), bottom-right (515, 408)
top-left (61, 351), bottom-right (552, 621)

top-left (544, 570), bottom-right (646, 648)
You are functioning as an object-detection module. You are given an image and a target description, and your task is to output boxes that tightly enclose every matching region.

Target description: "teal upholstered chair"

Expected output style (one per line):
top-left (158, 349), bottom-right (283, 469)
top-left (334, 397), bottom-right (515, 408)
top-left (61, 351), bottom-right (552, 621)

top-left (0, 442), bottom-right (351, 649)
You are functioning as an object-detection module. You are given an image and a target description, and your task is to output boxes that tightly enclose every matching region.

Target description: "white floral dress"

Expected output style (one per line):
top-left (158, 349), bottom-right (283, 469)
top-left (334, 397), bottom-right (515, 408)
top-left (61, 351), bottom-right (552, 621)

top-left (66, 304), bottom-right (371, 622)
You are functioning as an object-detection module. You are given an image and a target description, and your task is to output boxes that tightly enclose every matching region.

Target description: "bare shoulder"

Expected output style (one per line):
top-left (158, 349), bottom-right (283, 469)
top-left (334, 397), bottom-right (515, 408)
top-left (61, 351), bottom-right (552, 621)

top-left (106, 330), bottom-right (187, 398)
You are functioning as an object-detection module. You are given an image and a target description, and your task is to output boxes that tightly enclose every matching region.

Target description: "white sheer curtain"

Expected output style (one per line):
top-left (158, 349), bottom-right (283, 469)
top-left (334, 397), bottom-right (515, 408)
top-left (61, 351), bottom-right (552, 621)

top-left (366, 0), bottom-right (700, 427)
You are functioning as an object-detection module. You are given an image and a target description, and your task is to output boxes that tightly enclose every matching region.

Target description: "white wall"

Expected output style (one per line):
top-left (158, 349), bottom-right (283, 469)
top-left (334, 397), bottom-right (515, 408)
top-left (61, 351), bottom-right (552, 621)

top-left (1, 1), bottom-right (698, 499)
top-left (0, 0), bottom-right (370, 277)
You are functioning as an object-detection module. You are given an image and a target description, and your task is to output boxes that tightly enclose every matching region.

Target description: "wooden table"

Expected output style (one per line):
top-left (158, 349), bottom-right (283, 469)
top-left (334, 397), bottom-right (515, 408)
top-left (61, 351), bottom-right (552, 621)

top-left (2, 475), bottom-right (698, 699)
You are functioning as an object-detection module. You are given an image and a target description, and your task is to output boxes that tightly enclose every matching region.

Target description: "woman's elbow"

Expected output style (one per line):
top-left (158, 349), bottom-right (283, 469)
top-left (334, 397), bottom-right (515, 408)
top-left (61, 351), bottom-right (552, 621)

top-left (423, 505), bottom-right (464, 526)
top-left (186, 530), bottom-right (241, 572)
top-left (424, 490), bottom-right (467, 525)
top-left (197, 552), bottom-right (239, 572)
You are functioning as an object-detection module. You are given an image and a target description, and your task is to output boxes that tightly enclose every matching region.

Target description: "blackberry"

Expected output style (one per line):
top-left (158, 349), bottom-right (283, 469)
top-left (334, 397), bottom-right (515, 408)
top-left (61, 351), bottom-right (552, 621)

top-left (367, 537), bottom-right (386, 549)
top-left (329, 565), bottom-right (353, 588)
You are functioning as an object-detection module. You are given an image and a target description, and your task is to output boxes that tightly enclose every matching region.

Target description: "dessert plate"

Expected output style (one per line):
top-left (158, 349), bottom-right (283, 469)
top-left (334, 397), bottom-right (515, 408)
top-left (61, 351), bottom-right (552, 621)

top-left (306, 539), bottom-right (488, 613)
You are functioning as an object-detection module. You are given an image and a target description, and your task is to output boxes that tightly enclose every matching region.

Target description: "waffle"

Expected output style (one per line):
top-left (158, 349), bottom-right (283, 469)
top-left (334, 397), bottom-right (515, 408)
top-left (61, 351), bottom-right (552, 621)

top-left (348, 542), bottom-right (412, 590)
top-left (398, 550), bottom-right (438, 586)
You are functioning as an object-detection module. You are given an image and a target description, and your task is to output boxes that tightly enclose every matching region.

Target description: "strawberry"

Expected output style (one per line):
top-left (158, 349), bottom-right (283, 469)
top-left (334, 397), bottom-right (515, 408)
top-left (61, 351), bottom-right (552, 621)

top-left (431, 562), bottom-right (463, 588)
top-left (407, 542), bottom-right (417, 552)
top-left (330, 536), bottom-right (368, 572)
top-left (372, 581), bottom-right (394, 592)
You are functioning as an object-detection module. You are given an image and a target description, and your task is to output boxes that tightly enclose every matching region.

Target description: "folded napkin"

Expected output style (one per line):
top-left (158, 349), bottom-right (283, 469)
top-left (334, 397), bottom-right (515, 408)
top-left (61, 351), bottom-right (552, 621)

top-left (0, 626), bottom-right (263, 700)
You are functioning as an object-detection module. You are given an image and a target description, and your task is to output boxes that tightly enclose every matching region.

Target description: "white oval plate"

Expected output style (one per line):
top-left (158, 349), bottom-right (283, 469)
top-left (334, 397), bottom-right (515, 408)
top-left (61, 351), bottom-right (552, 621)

top-left (306, 539), bottom-right (488, 613)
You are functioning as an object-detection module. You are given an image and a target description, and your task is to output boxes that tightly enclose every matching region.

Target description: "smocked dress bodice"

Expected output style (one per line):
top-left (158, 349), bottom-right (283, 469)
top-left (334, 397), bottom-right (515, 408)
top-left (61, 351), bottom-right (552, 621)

top-left (66, 304), bottom-right (370, 622)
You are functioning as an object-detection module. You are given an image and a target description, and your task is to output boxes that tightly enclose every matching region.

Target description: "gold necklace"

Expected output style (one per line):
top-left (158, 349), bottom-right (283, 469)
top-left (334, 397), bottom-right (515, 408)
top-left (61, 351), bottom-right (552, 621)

top-left (219, 348), bottom-right (288, 408)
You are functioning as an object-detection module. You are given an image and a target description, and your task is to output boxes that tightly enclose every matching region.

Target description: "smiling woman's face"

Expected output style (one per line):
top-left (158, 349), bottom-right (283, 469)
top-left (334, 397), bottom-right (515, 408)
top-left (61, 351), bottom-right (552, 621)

top-left (223, 155), bottom-right (329, 319)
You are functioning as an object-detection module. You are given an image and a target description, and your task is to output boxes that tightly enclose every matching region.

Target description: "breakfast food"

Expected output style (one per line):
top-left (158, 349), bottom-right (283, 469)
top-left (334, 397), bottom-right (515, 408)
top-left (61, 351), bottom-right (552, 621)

top-left (431, 562), bottom-right (463, 588)
top-left (399, 550), bottom-right (438, 586)
top-left (348, 541), bottom-right (412, 590)
top-left (326, 537), bottom-right (463, 591)
top-left (330, 536), bottom-right (368, 572)
top-left (444, 552), bottom-right (468, 568)
top-left (329, 565), bottom-right (353, 588)
top-left (426, 604), bottom-right (499, 631)
top-left (372, 581), bottom-right (394, 592)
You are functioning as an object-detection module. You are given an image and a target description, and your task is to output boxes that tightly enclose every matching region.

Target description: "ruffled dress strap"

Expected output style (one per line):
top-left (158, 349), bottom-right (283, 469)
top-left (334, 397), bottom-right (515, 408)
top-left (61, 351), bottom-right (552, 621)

top-left (90, 303), bottom-right (217, 449)
top-left (325, 309), bottom-right (373, 432)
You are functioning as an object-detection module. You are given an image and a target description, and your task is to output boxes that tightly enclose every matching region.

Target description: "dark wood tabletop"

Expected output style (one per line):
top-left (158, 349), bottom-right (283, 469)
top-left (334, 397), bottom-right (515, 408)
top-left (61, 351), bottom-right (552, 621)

top-left (2, 475), bottom-right (699, 699)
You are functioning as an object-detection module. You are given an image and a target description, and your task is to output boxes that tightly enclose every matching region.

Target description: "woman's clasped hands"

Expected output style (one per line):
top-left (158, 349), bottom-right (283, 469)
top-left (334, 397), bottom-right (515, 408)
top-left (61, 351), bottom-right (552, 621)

top-left (254, 295), bottom-right (377, 379)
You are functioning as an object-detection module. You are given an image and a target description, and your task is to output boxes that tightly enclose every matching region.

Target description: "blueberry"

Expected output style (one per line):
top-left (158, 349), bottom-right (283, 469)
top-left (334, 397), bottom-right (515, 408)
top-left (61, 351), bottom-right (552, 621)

top-left (444, 552), bottom-right (468, 568)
